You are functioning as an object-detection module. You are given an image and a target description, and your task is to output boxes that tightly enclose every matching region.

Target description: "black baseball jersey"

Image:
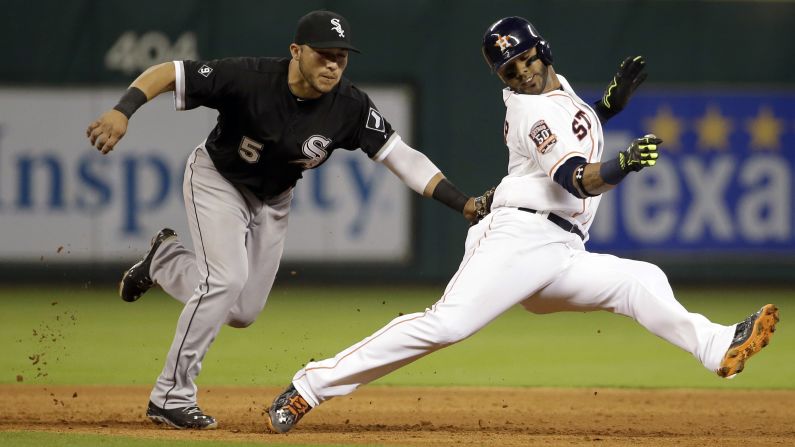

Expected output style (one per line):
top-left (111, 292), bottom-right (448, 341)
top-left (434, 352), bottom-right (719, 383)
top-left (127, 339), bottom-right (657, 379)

top-left (174, 57), bottom-right (395, 199)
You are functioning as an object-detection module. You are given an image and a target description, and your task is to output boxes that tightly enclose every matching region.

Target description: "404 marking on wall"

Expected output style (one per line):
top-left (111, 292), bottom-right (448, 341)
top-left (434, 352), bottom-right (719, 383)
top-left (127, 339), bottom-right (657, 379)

top-left (105, 31), bottom-right (198, 75)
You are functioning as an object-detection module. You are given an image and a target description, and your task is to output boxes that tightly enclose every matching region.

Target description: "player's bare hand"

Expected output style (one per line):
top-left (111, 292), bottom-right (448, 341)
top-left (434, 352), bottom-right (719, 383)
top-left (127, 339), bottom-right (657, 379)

top-left (597, 56), bottom-right (647, 119)
top-left (86, 109), bottom-right (128, 154)
top-left (620, 134), bottom-right (662, 173)
top-left (463, 198), bottom-right (477, 223)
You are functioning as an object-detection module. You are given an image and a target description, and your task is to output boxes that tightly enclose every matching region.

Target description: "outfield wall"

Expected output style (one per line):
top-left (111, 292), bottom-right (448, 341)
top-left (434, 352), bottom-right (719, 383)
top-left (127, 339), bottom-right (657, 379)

top-left (1, 0), bottom-right (793, 283)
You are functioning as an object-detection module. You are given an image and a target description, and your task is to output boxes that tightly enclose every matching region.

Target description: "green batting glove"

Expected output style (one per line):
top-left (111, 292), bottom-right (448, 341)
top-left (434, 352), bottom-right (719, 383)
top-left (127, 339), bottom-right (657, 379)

top-left (620, 134), bottom-right (662, 173)
top-left (594, 56), bottom-right (648, 122)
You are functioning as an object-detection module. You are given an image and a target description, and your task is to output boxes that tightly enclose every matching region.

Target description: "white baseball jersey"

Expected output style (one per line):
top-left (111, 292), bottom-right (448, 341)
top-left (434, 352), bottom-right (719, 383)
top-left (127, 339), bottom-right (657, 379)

top-left (492, 75), bottom-right (603, 239)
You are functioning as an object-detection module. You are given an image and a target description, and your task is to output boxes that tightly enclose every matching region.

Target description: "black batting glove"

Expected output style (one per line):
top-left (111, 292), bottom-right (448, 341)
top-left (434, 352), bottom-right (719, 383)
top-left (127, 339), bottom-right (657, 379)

top-left (593, 56), bottom-right (648, 123)
top-left (620, 134), bottom-right (662, 173)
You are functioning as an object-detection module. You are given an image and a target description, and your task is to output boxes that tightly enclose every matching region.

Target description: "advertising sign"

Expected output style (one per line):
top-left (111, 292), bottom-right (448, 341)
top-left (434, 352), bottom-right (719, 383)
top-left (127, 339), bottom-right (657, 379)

top-left (0, 86), bottom-right (413, 262)
top-left (588, 91), bottom-right (794, 254)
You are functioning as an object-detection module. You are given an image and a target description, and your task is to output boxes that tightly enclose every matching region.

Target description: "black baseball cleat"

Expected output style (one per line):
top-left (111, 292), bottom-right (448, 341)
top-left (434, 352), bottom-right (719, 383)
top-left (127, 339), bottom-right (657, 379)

top-left (717, 304), bottom-right (779, 379)
top-left (146, 401), bottom-right (217, 430)
top-left (266, 384), bottom-right (312, 434)
top-left (119, 228), bottom-right (177, 302)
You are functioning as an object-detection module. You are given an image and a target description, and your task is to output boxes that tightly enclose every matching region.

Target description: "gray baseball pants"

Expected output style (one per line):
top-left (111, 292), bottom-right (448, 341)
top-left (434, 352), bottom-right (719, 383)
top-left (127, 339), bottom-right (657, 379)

top-left (148, 145), bottom-right (291, 408)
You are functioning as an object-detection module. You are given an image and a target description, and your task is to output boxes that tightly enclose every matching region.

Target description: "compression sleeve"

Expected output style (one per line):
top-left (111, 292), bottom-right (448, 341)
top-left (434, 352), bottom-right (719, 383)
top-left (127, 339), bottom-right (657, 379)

top-left (379, 136), bottom-right (442, 195)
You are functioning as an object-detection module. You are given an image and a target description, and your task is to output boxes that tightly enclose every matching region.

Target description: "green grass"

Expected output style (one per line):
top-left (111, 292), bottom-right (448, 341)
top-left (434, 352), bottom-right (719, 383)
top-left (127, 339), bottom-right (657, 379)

top-left (1, 285), bottom-right (792, 389)
top-left (0, 431), bottom-right (357, 447)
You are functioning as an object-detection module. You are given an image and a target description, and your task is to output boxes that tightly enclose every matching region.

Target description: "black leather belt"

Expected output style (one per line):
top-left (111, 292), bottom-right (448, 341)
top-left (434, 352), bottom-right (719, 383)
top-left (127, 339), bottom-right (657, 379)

top-left (518, 207), bottom-right (585, 240)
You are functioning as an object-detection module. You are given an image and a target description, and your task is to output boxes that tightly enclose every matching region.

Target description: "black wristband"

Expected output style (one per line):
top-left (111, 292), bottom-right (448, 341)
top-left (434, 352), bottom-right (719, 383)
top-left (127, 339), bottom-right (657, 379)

top-left (432, 178), bottom-right (469, 214)
top-left (593, 100), bottom-right (616, 123)
top-left (113, 87), bottom-right (148, 119)
top-left (574, 165), bottom-right (599, 197)
top-left (599, 156), bottom-right (628, 185)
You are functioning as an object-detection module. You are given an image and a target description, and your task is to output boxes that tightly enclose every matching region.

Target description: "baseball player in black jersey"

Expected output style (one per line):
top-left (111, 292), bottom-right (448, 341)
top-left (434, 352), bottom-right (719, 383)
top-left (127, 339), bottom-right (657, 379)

top-left (86, 10), bottom-right (491, 430)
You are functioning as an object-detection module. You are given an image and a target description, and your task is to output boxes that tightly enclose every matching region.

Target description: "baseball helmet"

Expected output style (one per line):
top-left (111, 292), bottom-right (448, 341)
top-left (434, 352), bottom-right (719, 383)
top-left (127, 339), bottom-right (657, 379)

top-left (481, 16), bottom-right (553, 72)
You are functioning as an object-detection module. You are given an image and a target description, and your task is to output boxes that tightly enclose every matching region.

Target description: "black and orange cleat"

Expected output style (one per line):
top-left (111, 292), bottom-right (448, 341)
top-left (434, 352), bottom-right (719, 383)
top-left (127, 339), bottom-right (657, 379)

top-left (717, 304), bottom-right (779, 379)
top-left (119, 228), bottom-right (177, 302)
top-left (266, 384), bottom-right (312, 434)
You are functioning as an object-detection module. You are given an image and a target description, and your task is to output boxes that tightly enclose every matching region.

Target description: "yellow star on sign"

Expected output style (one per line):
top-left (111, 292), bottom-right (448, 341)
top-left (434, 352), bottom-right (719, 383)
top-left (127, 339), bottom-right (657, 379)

top-left (746, 106), bottom-right (785, 150)
top-left (695, 104), bottom-right (733, 151)
top-left (643, 104), bottom-right (683, 150)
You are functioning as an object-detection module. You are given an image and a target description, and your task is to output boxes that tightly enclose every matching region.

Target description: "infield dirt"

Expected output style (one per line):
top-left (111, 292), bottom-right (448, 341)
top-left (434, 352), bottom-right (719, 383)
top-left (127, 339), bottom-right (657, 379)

top-left (1, 385), bottom-right (793, 446)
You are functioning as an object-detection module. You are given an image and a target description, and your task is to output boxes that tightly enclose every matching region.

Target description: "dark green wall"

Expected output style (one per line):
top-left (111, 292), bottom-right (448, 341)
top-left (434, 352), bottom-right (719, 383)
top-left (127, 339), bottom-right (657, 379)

top-left (6, 1), bottom-right (794, 84)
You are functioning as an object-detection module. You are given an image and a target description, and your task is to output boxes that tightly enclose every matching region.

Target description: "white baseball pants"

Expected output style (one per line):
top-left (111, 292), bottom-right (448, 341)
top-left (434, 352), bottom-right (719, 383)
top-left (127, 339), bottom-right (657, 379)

top-left (292, 207), bottom-right (735, 407)
top-left (148, 145), bottom-right (291, 408)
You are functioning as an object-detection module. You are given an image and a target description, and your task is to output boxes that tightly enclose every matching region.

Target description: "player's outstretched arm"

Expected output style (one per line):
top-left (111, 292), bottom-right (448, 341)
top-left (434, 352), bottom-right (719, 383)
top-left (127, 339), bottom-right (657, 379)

top-left (381, 138), bottom-right (487, 223)
top-left (571, 134), bottom-right (662, 197)
top-left (592, 56), bottom-right (647, 124)
top-left (86, 62), bottom-right (176, 154)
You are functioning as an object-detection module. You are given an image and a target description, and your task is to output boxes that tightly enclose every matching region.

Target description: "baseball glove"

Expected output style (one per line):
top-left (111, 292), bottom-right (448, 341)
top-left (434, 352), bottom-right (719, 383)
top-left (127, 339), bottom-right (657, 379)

top-left (472, 186), bottom-right (496, 223)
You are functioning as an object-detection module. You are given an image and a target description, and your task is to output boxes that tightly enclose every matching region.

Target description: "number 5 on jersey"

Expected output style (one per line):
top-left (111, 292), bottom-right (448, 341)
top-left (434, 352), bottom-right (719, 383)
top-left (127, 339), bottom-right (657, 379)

top-left (239, 136), bottom-right (264, 163)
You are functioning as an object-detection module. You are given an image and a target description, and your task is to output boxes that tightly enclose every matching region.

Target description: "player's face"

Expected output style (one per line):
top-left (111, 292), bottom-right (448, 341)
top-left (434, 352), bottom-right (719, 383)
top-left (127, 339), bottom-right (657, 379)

top-left (497, 47), bottom-right (549, 95)
top-left (297, 45), bottom-right (349, 95)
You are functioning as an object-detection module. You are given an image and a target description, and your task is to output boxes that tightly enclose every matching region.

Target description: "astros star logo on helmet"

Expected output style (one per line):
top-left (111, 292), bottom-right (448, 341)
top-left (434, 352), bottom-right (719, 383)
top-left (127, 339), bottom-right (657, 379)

top-left (494, 35), bottom-right (514, 53)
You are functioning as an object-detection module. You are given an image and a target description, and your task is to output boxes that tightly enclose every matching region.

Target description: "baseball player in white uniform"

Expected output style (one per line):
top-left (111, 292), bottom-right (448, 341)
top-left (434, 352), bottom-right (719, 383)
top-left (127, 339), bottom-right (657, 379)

top-left (265, 16), bottom-right (779, 433)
